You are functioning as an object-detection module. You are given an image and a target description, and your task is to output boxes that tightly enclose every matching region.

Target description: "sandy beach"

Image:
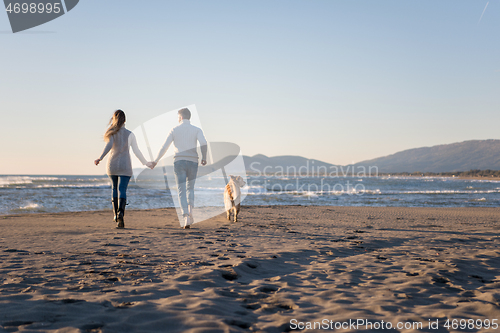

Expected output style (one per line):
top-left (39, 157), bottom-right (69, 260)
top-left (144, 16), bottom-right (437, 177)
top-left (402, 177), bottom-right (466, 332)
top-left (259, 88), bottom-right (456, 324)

top-left (1, 206), bottom-right (500, 332)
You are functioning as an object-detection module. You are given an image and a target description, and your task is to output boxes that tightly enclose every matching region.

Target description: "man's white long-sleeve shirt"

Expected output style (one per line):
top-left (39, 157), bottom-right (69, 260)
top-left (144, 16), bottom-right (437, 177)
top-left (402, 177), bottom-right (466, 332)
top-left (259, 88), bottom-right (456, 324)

top-left (154, 119), bottom-right (207, 164)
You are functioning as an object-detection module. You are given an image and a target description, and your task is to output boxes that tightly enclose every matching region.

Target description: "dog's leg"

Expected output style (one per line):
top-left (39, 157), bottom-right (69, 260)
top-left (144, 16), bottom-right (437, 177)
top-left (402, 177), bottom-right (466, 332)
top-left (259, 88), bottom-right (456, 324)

top-left (234, 204), bottom-right (240, 222)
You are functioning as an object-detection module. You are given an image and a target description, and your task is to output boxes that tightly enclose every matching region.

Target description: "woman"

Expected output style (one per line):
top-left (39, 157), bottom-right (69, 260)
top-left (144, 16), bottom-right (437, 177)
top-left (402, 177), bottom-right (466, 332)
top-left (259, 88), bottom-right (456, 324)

top-left (94, 110), bottom-right (150, 228)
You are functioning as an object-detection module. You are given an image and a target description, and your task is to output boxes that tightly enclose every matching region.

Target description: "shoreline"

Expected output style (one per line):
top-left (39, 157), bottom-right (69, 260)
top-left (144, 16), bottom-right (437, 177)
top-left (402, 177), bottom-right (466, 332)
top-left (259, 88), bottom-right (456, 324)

top-left (247, 173), bottom-right (500, 180)
top-left (3, 204), bottom-right (500, 218)
top-left (3, 173), bottom-right (499, 180)
top-left (381, 175), bottom-right (500, 181)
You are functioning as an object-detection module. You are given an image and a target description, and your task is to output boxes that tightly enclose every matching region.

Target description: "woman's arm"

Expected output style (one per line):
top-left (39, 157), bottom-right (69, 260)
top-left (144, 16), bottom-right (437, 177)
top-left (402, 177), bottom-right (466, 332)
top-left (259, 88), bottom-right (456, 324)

top-left (95, 136), bottom-right (114, 165)
top-left (129, 132), bottom-right (148, 165)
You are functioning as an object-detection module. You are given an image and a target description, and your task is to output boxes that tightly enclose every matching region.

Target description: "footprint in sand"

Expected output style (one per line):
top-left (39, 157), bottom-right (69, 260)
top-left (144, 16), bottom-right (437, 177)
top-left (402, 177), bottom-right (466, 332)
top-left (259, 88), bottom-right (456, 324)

top-left (245, 261), bottom-right (259, 269)
top-left (80, 323), bottom-right (104, 332)
top-left (243, 303), bottom-right (261, 310)
top-left (258, 285), bottom-right (279, 293)
top-left (261, 301), bottom-right (296, 313)
top-left (223, 319), bottom-right (251, 329)
top-left (432, 276), bottom-right (450, 284)
top-left (221, 269), bottom-right (238, 281)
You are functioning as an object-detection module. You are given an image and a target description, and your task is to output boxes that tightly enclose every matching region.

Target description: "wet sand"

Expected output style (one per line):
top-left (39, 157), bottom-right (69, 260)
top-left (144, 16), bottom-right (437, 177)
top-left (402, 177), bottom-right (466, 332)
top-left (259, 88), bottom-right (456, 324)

top-left (1, 206), bottom-right (500, 332)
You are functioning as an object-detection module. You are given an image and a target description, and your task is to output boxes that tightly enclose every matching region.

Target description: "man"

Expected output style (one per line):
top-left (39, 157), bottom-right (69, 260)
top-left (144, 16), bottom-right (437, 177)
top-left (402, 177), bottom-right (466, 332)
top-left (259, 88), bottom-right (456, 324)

top-left (150, 108), bottom-right (207, 229)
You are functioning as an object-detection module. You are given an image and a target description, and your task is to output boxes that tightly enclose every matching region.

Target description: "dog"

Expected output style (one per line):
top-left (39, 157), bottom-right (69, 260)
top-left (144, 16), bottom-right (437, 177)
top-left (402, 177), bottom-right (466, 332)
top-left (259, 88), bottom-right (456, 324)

top-left (224, 175), bottom-right (246, 222)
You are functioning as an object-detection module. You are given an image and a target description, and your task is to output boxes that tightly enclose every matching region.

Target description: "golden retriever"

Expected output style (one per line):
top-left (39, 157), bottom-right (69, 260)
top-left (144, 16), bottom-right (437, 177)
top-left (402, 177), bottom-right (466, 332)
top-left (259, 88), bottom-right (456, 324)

top-left (224, 175), bottom-right (245, 222)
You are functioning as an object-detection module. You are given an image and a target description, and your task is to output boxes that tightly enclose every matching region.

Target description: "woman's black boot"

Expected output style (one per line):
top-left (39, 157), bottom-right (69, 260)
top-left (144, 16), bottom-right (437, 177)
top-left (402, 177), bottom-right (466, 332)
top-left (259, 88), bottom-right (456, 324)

top-left (112, 198), bottom-right (119, 222)
top-left (117, 198), bottom-right (126, 228)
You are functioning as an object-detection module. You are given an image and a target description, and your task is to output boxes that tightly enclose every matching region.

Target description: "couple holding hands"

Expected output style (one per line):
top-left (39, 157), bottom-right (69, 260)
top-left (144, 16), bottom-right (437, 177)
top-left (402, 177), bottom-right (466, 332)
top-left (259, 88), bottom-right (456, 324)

top-left (95, 108), bottom-right (207, 229)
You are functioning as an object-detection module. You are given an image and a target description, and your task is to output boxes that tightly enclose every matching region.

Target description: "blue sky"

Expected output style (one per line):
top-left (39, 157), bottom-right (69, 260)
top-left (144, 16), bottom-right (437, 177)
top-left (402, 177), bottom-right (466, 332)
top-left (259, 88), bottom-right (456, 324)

top-left (0, 0), bottom-right (498, 174)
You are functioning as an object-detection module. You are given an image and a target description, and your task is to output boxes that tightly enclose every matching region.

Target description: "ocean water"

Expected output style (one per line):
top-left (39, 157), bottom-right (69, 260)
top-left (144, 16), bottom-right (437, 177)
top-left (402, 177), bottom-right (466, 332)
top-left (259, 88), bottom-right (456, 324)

top-left (1, 175), bottom-right (499, 215)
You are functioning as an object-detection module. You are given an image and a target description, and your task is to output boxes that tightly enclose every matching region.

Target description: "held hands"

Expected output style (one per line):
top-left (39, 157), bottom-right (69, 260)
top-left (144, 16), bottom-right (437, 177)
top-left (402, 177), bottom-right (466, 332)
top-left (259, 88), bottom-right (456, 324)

top-left (97, 159), bottom-right (157, 169)
top-left (146, 161), bottom-right (204, 168)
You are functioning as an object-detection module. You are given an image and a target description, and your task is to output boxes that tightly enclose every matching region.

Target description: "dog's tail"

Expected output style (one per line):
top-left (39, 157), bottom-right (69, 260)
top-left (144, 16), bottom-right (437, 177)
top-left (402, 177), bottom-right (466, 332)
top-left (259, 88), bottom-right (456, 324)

top-left (226, 183), bottom-right (235, 207)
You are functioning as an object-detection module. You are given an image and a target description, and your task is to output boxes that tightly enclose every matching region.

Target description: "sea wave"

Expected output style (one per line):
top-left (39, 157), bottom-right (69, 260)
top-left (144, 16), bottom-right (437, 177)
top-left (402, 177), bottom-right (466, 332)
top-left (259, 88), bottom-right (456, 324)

top-left (384, 189), bottom-right (500, 195)
top-left (0, 176), bottom-right (34, 187)
top-left (244, 188), bottom-right (500, 196)
top-left (2, 184), bottom-right (111, 190)
top-left (0, 176), bottom-right (108, 188)
top-left (10, 203), bottom-right (46, 213)
top-left (33, 184), bottom-right (110, 189)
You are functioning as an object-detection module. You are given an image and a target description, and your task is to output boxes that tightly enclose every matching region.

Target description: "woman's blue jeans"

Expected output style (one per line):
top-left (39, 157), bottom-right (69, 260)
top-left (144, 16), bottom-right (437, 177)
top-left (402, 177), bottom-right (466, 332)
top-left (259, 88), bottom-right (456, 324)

top-left (109, 175), bottom-right (131, 199)
top-left (173, 160), bottom-right (198, 216)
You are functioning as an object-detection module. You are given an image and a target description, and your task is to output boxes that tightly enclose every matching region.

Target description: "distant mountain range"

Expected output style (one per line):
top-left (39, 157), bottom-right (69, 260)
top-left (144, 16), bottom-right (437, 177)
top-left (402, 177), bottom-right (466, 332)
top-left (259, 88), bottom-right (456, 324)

top-left (243, 140), bottom-right (500, 174)
top-left (243, 154), bottom-right (339, 175)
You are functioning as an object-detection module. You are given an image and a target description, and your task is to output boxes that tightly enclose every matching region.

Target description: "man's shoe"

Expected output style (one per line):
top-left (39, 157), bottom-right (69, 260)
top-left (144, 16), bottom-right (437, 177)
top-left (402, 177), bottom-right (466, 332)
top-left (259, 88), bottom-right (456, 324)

top-left (183, 215), bottom-right (191, 229)
top-left (188, 205), bottom-right (194, 225)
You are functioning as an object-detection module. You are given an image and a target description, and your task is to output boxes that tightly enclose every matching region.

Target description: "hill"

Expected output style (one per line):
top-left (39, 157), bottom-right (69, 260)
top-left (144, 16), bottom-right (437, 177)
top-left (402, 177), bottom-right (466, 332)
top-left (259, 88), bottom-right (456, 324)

top-left (353, 140), bottom-right (500, 173)
top-left (243, 154), bottom-right (339, 176)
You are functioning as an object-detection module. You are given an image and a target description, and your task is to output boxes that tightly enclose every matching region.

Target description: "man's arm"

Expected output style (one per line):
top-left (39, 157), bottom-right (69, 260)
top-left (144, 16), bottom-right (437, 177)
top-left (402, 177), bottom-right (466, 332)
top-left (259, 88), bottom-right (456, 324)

top-left (154, 130), bottom-right (174, 164)
top-left (197, 129), bottom-right (207, 165)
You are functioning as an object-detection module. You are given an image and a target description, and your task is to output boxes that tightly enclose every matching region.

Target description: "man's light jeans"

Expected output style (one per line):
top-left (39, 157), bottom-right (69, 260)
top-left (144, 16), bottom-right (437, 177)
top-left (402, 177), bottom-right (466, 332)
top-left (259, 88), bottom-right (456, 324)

top-left (173, 160), bottom-right (199, 216)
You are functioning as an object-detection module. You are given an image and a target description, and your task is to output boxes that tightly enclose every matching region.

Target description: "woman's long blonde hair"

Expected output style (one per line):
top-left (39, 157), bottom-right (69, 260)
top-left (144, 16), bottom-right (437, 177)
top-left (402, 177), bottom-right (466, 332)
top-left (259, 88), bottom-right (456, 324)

top-left (104, 110), bottom-right (126, 141)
